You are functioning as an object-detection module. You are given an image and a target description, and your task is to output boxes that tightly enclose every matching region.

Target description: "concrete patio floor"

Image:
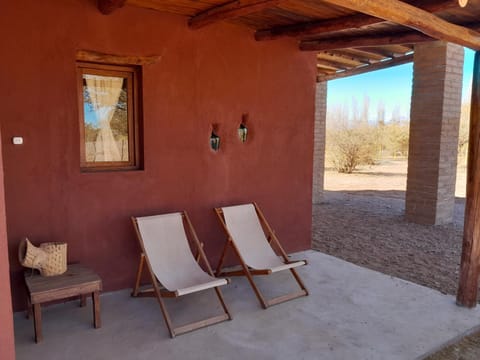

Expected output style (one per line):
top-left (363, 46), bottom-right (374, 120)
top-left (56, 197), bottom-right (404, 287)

top-left (14, 250), bottom-right (480, 360)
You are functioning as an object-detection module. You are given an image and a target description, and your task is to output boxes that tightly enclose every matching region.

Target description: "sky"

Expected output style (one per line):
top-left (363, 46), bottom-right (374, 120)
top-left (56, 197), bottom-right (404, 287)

top-left (327, 48), bottom-right (475, 123)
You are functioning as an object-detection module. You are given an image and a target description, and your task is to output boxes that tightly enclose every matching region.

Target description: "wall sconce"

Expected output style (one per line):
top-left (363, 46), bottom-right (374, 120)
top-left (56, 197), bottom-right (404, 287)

top-left (210, 130), bottom-right (220, 151)
top-left (238, 114), bottom-right (248, 143)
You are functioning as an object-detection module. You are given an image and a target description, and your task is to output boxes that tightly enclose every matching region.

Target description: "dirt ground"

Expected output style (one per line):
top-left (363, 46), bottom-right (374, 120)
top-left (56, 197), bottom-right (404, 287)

top-left (313, 159), bottom-right (467, 297)
top-left (312, 159), bottom-right (478, 358)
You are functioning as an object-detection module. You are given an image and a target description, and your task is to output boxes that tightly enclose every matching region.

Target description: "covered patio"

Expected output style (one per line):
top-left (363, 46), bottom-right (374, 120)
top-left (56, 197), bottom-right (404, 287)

top-left (4, 0), bottom-right (480, 359)
top-left (13, 251), bottom-right (480, 359)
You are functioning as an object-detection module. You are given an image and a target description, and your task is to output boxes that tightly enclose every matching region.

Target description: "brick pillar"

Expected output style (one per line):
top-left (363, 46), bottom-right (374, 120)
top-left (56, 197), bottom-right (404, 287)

top-left (406, 42), bottom-right (464, 225)
top-left (313, 81), bottom-right (327, 204)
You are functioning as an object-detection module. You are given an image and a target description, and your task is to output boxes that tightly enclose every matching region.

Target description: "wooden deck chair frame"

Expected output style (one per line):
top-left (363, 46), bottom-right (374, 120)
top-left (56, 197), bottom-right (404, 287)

top-left (214, 202), bottom-right (308, 309)
top-left (131, 211), bottom-right (232, 338)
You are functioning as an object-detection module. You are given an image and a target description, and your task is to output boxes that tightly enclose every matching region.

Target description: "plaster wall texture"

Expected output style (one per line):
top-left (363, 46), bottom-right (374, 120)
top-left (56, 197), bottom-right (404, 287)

top-left (0, 133), bottom-right (15, 360)
top-left (0, 0), bottom-right (317, 310)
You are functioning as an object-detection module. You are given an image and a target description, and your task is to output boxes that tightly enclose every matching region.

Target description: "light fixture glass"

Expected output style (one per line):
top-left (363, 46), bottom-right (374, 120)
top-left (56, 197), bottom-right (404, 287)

top-left (238, 123), bottom-right (247, 143)
top-left (210, 131), bottom-right (220, 151)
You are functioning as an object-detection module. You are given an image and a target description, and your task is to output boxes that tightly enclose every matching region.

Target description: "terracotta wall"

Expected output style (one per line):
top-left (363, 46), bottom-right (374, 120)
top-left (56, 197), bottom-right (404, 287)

top-left (0, 132), bottom-right (15, 358)
top-left (0, 0), bottom-right (316, 310)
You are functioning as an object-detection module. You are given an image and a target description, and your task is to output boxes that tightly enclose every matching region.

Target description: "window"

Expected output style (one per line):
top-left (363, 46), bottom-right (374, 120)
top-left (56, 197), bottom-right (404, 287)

top-left (77, 62), bottom-right (141, 171)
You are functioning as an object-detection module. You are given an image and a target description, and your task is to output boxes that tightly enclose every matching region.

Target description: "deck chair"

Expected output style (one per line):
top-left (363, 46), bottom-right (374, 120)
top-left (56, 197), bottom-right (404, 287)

top-left (131, 212), bottom-right (232, 338)
top-left (215, 203), bottom-right (308, 309)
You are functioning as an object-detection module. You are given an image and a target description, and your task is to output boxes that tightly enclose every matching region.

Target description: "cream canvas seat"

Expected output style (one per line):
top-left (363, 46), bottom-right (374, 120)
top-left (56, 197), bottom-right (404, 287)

top-left (215, 203), bottom-right (308, 308)
top-left (131, 212), bottom-right (231, 337)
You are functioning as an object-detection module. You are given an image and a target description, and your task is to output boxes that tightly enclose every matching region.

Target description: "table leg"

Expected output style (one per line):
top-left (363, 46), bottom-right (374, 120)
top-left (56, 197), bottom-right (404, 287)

top-left (26, 297), bottom-right (32, 319)
top-left (92, 291), bottom-right (101, 329)
top-left (80, 294), bottom-right (87, 307)
top-left (33, 303), bottom-right (42, 343)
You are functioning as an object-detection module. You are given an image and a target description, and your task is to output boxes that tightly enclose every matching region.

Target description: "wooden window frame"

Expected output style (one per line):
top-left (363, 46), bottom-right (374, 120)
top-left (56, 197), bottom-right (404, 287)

top-left (77, 62), bottom-right (142, 172)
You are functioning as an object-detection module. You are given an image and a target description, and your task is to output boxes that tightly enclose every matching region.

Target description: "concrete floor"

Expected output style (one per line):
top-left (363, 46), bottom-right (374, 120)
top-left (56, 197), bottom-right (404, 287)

top-left (14, 251), bottom-right (480, 360)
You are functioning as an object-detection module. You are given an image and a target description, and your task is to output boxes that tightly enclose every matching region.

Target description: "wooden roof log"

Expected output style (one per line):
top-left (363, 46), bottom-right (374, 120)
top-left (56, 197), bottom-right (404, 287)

top-left (457, 50), bottom-right (480, 308)
top-left (98, 0), bottom-right (126, 14)
top-left (317, 52), bottom-right (366, 67)
top-left (360, 46), bottom-right (406, 58)
top-left (255, 0), bottom-right (457, 41)
top-left (300, 30), bottom-right (431, 51)
top-left (318, 0), bottom-right (480, 50)
top-left (317, 53), bottom-right (414, 82)
top-left (338, 48), bottom-right (386, 62)
top-left (381, 44), bottom-right (414, 55)
top-left (317, 68), bottom-right (338, 76)
top-left (316, 58), bottom-right (351, 70)
top-left (189, 0), bottom-right (281, 30)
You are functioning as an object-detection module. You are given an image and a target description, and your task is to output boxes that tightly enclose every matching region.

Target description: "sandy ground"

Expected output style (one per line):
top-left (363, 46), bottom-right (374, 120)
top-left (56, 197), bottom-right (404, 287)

top-left (324, 159), bottom-right (467, 198)
top-left (313, 159), bottom-right (468, 297)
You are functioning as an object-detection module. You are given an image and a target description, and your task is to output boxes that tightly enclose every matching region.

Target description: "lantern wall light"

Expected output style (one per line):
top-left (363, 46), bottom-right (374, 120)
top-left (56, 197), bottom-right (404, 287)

top-left (238, 113), bottom-right (248, 143)
top-left (210, 127), bottom-right (220, 151)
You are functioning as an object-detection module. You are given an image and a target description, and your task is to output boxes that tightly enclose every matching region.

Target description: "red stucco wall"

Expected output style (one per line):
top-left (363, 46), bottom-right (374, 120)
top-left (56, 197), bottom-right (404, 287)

top-left (0, 0), bottom-right (316, 311)
top-left (0, 132), bottom-right (15, 359)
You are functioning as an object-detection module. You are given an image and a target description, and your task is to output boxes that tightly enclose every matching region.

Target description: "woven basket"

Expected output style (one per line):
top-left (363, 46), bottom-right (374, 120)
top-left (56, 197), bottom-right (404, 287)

top-left (18, 238), bottom-right (67, 276)
top-left (39, 242), bottom-right (67, 276)
top-left (18, 238), bottom-right (48, 271)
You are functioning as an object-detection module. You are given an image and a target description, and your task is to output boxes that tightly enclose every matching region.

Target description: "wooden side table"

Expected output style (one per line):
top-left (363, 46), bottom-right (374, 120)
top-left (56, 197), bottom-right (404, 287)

top-left (24, 263), bottom-right (102, 343)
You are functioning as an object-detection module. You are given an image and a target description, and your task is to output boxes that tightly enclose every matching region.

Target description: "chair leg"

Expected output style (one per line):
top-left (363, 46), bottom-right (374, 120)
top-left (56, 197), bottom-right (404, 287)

top-left (214, 287), bottom-right (232, 320)
top-left (239, 263), bottom-right (269, 309)
top-left (172, 287), bottom-right (232, 336)
top-left (149, 271), bottom-right (176, 338)
top-left (290, 268), bottom-right (309, 296)
top-left (132, 254), bottom-right (145, 297)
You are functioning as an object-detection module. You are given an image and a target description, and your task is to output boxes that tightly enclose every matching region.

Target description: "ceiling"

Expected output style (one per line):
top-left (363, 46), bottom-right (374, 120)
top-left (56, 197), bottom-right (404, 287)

top-left (101, 0), bottom-right (480, 81)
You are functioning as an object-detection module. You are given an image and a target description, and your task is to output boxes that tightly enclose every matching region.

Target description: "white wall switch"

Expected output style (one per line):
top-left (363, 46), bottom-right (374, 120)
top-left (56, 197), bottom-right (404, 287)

top-left (12, 137), bottom-right (23, 145)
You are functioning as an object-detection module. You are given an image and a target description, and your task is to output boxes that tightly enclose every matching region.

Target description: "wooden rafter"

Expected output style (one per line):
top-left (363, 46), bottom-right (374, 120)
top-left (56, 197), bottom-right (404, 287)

top-left (338, 48), bottom-right (386, 62)
top-left (317, 59), bottom-right (350, 70)
top-left (384, 45), bottom-right (414, 53)
top-left (319, 0), bottom-right (480, 50)
top-left (97, 0), bottom-right (126, 14)
top-left (300, 30), bottom-right (430, 51)
top-left (255, 0), bottom-right (457, 41)
top-left (317, 66), bottom-right (338, 75)
top-left (317, 53), bottom-right (414, 82)
top-left (361, 46), bottom-right (410, 58)
top-left (317, 52), bottom-right (366, 67)
top-left (189, 0), bottom-right (281, 30)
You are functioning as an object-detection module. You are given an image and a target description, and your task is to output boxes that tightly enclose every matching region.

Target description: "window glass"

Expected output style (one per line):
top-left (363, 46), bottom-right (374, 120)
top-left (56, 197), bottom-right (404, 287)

top-left (77, 63), bottom-right (140, 170)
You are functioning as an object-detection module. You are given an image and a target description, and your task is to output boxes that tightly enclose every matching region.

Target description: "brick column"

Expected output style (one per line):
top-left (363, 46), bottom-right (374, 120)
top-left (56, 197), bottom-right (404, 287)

top-left (406, 42), bottom-right (464, 225)
top-left (313, 81), bottom-right (327, 204)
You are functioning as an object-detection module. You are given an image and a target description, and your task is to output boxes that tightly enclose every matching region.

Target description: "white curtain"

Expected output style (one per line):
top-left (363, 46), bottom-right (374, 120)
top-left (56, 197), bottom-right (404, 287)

top-left (85, 75), bottom-right (124, 162)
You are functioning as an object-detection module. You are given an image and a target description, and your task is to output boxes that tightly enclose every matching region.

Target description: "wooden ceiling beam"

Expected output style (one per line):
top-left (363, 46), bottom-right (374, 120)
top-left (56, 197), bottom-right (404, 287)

top-left (317, 52), bottom-right (366, 67)
top-left (317, 59), bottom-right (351, 70)
top-left (317, 53), bottom-right (414, 82)
top-left (382, 44), bottom-right (414, 54)
top-left (337, 48), bottom-right (386, 62)
top-left (318, 0), bottom-right (480, 50)
top-left (300, 30), bottom-right (431, 51)
top-left (255, 0), bottom-right (457, 41)
top-left (189, 0), bottom-right (281, 30)
top-left (317, 67), bottom-right (338, 76)
top-left (97, 0), bottom-right (126, 14)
